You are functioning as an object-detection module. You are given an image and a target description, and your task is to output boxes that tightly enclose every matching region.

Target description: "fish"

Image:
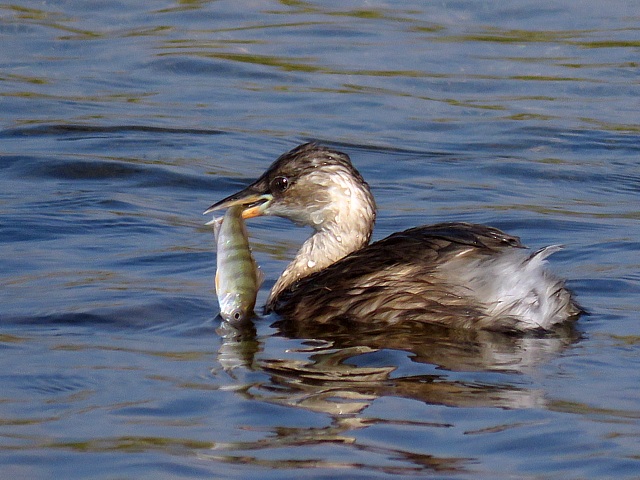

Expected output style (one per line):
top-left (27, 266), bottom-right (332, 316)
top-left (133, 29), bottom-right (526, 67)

top-left (207, 205), bottom-right (263, 323)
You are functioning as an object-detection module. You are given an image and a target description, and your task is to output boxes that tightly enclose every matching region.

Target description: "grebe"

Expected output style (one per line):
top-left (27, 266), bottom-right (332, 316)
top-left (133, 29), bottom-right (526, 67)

top-left (205, 143), bottom-right (580, 332)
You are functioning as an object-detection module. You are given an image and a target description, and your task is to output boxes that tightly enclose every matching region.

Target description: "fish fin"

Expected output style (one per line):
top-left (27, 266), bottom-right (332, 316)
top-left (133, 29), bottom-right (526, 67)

top-left (255, 265), bottom-right (265, 288)
top-left (215, 270), bottom-right (220, 292)
top-left (206, 215), bottom-right (223, 241)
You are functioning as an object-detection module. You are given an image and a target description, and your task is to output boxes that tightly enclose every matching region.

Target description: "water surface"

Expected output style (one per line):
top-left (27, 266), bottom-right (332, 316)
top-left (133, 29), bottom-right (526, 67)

top-left (1, 1), bottom-right (639, 478)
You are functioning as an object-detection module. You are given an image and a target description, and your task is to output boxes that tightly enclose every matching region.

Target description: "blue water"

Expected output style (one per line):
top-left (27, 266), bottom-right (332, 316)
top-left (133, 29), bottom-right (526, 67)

top-left (1, 1), bottom-right (639, 478)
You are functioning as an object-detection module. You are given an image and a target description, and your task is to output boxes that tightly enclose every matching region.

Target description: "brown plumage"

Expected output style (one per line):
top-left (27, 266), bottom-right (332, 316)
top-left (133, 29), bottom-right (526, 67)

top-left (205, 143), bottom-right (581, 333)
top-left (271, 223), bottom-right (522, 329)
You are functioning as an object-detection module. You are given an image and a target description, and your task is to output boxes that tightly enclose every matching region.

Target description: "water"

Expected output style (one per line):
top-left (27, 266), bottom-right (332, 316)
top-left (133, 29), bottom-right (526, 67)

top-left (1, 1), bottom-right (639, 478)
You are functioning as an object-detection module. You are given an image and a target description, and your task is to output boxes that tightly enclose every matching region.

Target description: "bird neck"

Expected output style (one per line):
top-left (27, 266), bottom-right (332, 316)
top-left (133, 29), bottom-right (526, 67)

top-left (268, 200), bottom-right (375, 306)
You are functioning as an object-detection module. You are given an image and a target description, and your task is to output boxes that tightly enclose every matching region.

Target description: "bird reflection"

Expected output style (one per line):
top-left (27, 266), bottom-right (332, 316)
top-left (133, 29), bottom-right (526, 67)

top-left (216, 317), bottom-right (580, 412)
top-left (274, 318), bottom-right (579, 374)
top-left (212, 318), bottom-right (578, 473)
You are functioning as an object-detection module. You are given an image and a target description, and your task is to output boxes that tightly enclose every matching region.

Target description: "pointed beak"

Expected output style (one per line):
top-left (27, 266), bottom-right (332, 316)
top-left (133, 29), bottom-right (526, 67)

top-left (203, 184), bottom-right (273, 219)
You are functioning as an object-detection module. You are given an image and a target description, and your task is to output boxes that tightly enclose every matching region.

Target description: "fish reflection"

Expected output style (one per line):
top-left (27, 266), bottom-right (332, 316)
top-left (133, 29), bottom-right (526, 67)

top-left (215, 320), bottom-right (260, 374)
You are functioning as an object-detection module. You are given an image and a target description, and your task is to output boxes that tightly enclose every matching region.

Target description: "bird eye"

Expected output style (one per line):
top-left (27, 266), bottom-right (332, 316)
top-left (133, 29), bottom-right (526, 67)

top-left (271, 176), bottom-right (289, 193)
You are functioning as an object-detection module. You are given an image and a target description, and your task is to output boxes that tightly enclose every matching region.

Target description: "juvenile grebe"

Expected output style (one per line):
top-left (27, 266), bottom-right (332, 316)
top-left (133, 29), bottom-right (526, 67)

top-left (205, 143), bottom-right (580, 332)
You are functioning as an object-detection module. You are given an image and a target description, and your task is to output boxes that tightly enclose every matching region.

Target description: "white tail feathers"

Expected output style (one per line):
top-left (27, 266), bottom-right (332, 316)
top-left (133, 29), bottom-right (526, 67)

top-left (448, 245), bottom-right (574, 331)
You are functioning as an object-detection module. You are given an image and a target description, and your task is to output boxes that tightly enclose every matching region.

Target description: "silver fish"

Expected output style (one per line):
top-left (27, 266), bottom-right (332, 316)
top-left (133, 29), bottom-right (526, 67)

top-left (208, 205), bottom-right (263, 323)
